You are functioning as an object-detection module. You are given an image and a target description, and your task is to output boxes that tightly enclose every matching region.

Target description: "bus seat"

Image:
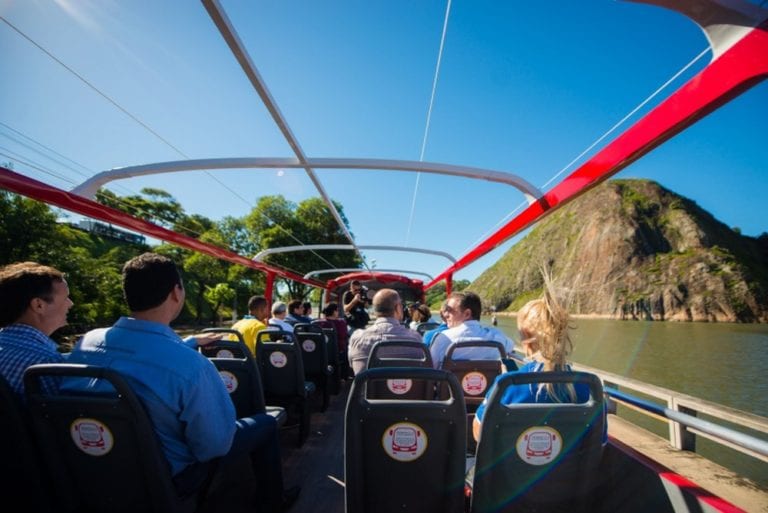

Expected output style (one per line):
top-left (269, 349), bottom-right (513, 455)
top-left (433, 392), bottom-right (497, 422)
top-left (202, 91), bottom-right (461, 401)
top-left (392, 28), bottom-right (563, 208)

top-left (345, 367), bottom-right (467, 513)
top-left (366, 340), bottom-right (435, 400)
top-left (469, 371), bottom-right (605, 513)
top-left (200, 328), bottom-right (287, 427)
top-left (24, 363), bottom-right (199, 513)
top-left (0, 372), bottom-right (54, 513)
top-left (314, 324), bottom-right (343, 395)
top-left (416, 321), bottom-right (440, 335)
top-left (440, 340), bottom-right (507, 453)
top-left (256, 338), bottom-right (316, 447)
top-left (294, 325), bottom-right (332, 412)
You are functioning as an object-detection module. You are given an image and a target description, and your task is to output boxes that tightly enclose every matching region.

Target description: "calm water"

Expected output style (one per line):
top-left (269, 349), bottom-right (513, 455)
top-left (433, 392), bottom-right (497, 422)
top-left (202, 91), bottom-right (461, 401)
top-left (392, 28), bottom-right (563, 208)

top-left (483, 316), bottom-right (768, 486)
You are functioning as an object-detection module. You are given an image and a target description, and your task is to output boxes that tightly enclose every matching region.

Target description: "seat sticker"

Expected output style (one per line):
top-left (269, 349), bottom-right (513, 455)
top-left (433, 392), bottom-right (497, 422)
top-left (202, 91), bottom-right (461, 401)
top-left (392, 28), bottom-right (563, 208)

top-left (220, 370), bottom-right (238, 393)
top-left (70, 418), bottom-right (114, 456)
top-left (382, 422), bottom-right (428, 462)
top-left (216, 349), bottom-right (234, 359)
top-left (302, 339), bottom-right (316, 352)
top-left (462, 372), bottom-right (487, 396)
top-left (386, 378), bottom-right (413, 395)
top-left (270, 351), bottom-right (287, 368)
top-left (516, 426), bottom-right (562, 465)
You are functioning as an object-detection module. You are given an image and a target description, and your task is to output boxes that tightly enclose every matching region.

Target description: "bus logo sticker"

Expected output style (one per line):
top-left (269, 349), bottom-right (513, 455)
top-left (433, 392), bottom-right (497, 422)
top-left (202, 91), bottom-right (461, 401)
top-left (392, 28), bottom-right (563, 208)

top-left (302, 339), bottom-right (316, 352)
top-left (216, 349), bottom-right (234, 359)
top-left (270, 351), bottom-right (287, 368)
top-left (516, 426), bottom-right (562, 465)
top-left (382, 422), bottom-right (427, 462)
top-left (462, 372), bottom-right (487, 395)
top-left (70, 418), bottom-right (114, 456)
top-left (219, 370), bottom-right (238, 393)
top-left (386, 379), bottom-right (412, 395)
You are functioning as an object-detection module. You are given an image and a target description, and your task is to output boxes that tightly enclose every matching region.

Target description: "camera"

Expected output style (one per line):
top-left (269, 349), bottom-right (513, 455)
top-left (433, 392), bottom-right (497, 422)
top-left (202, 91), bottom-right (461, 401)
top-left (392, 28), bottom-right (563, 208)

top-left (359, 285), bottom-right (371, 304)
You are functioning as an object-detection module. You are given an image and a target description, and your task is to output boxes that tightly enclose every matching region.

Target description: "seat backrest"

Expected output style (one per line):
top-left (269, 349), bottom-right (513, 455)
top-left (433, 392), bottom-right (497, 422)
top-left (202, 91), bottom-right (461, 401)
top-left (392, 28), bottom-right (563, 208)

top-left (256, 328), bottom-right (294, 344)
top-left (200, 328), bottom-right (267, 418)
top-left (416, 321), bottom-right (440, 335)
top-left (0, 373), bottom-right (54, 513)
top-left (441, 341), bottom-right (506, 408)
top-left (24, 363), bottom-right (194, 513)
top-left (345, 368), bottom-right (467, 513)
top-left (295, 330), bottom-right (329, 377)
top-left (256, 339), bottom-right (307, 398)
top-left (470, 371), bottom-right (605, 513)
top-left (366, 340), bottom-right (434, 400)
top-left (293, 322), bottom-right (324, 336)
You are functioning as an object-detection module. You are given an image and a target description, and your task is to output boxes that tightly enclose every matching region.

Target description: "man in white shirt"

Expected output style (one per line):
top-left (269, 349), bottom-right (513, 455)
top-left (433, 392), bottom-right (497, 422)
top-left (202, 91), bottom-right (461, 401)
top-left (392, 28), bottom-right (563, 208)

top-left (430, 291), bottom-right (514, 369)
top-left (268, 301), bottom-right (295, 337)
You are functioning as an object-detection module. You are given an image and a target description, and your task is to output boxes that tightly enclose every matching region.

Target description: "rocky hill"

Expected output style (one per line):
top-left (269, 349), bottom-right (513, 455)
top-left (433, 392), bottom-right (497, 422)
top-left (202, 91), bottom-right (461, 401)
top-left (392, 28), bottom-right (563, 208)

top-left (470, 179), bottom-right (768, 322)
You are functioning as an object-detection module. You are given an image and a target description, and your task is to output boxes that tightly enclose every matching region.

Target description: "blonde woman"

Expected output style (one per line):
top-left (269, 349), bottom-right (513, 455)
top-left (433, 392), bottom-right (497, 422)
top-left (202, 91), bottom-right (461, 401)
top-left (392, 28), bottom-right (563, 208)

top-left (472, 279), bottom-right (594, 442)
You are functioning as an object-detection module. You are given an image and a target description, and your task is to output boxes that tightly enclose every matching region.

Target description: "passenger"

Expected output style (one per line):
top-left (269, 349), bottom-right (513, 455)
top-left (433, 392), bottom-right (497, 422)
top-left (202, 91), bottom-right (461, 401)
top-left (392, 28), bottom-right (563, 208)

top-left (407, 302), bottom-right (425, 330)
top-left (342, 280), bottom-right (370, 332)
top-left (230, 295), bottom-right (269, 356)
top-left (314, 302), bottom-right (350, 378)
top-left (268, 301), bottom-right (296, 337)
top-left (66, 253), bottom-right (299, 511)
top-left (429, 291), bottom-right (514, 368)
top-left (347, 289), bottom-right (422, 375)
top-left (0, 262), bottom-right (72, 401)
top-left (285, 299), bottom-right (311, 326)
top-left (423, 301), bottom-right (449, 348)
top-left (301, 300), bottom-right (314, 321)
top-left (472, 281), bottom-right (603, 443)
top-left (413, 303), bottom-right (433, 330)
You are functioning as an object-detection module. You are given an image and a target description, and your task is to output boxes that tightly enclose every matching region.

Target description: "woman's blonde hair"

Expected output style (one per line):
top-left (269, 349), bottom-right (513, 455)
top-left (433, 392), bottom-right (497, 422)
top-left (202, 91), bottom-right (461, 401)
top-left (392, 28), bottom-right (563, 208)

top-left (517, 269), bottom-right (576, 401)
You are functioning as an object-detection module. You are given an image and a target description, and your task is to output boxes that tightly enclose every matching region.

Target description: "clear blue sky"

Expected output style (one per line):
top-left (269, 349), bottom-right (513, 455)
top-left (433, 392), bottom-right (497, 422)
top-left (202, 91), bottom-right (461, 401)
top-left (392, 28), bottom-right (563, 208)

top-left (1, 1), bottom-right (766, 283)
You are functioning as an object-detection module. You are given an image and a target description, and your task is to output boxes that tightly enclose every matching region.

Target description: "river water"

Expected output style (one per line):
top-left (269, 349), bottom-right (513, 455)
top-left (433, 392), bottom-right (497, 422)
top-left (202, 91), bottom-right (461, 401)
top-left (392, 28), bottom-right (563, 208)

top-left (483, 315), bottom-right (768, 486)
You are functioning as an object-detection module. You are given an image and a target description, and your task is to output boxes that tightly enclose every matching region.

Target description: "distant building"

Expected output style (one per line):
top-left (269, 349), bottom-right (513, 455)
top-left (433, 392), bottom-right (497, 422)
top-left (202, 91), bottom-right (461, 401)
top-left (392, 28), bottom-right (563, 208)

top-left (76, 220), bottom-right (146, 245)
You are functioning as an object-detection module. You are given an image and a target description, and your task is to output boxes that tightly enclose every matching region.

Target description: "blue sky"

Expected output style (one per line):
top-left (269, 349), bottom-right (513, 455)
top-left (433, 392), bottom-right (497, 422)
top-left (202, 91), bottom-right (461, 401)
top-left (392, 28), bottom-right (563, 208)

top-left (1, 0), bottom-right (766, 283)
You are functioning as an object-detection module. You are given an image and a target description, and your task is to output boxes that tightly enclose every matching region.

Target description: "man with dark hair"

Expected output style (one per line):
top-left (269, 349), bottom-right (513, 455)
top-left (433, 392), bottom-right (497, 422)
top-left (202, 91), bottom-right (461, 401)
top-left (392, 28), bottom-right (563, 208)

top-left (342, 280), bottom-right (370, 331)
top-left (230, 295), bottom-right (269, 355)
top-left (67, 253), bottom-right (299, 511)
top-left (347, 288), bottom-right (421, 375)
top-left (301, 301), bottom-right (313, 321)
top-left (285, 299), bottom-right (311, 325)
top-left (429, 291), bottom-right (513, 368)
top-left (0, 262), bottom-right (72, 400)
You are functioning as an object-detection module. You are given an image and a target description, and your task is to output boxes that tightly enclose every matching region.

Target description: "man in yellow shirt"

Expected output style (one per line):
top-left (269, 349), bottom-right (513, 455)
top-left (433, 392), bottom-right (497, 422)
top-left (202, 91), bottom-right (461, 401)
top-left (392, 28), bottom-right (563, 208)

top-left (230, 295), bottom-right (269, 355)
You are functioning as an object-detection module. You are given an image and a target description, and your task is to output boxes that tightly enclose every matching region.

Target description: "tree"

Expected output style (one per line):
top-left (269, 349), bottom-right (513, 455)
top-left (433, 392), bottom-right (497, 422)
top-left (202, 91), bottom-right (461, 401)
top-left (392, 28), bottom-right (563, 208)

top-left (204, 283), bottom-right (236, 324)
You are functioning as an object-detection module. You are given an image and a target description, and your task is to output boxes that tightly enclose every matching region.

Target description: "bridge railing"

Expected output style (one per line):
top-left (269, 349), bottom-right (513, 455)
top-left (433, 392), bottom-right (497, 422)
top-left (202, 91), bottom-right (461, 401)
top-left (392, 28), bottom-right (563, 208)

top-left (509, 353), bottom-right (768, 463)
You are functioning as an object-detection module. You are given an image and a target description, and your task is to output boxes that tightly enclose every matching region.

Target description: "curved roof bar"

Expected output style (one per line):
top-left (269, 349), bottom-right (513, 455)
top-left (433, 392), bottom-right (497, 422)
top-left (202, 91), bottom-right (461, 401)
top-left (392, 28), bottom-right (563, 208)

top-left (70, 157), bottom-right (541, 205)
top-left (304, 269), bottom-right (434, 281)
top-left (201, 0), bottom-right (368, 271)
top-left (253, 244), bottom-right (456, 264)
top-left (427, 0), bottom-right (768, 289)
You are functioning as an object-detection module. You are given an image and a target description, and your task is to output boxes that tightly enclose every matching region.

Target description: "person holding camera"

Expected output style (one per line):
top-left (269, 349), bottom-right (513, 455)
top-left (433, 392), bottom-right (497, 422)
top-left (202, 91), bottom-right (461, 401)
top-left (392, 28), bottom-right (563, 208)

top-left (342, 280), bottom-right (370, 332)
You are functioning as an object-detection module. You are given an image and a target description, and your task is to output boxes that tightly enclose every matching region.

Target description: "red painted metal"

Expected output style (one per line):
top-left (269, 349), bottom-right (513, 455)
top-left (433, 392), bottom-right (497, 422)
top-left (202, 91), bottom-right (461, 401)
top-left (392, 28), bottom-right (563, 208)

top-left (0, 167), bottom-right (323, 288)
top-left (265, 272), bottom-right (275, 308)
top-left (325, 271), bottom-right (424, 292)
top-left (428, 20), bottom-right (768, 289)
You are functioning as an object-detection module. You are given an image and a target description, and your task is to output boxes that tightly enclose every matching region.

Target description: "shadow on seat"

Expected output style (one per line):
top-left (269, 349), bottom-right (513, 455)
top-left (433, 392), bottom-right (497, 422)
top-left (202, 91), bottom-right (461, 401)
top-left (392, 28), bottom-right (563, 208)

top-left (255, 335), bottom-right (316, 447)
top-left (24, 363), bottom-right (199, 513)
top-left (200, 328), bottom-right (286, 427)
top-left (469, 371), bottom-right (605, 513)
top-left (0, 373), bottom-right (54, 513)
top-left (345, 367), bottom-right (467, 513)
top-left (366, 340), bottom-right (434, 400)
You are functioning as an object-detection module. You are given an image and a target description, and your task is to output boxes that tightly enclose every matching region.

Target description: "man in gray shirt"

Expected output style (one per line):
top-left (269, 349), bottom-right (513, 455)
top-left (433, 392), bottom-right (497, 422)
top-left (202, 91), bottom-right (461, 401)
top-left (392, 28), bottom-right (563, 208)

top-left (347, 288), bottom-right (422, 375)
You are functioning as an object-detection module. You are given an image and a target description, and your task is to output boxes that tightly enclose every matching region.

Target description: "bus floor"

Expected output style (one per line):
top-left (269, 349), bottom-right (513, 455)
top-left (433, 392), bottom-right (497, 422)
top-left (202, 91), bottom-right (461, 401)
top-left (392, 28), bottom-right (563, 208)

top-left (278, 379), bottom-right (350, 513)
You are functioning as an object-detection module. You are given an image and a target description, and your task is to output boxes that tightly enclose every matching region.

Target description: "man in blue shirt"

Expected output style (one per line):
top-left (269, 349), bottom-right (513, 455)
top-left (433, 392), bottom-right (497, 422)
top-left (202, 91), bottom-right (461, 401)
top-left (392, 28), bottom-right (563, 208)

top-left (0, 261), bottom-right (72, 401)
top-left (67, 253), bottom-right (299, 512)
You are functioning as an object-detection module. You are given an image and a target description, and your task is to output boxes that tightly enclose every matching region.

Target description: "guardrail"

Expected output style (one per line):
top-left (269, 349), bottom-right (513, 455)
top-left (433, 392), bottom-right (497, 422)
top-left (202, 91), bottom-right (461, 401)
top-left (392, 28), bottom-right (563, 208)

top-left (509, 353), bottom-right (768, 463)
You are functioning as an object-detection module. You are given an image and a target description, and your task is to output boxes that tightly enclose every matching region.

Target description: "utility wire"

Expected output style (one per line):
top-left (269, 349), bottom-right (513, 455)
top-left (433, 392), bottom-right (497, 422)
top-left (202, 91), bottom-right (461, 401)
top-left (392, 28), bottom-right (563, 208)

top-left (404, 0), bottom-right (451, 246)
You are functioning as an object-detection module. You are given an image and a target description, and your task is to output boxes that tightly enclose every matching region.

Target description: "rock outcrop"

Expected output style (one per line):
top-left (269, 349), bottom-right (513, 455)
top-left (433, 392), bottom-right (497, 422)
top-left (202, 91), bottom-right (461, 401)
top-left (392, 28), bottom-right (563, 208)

top-left (470, 179), bottom-right (768, 322)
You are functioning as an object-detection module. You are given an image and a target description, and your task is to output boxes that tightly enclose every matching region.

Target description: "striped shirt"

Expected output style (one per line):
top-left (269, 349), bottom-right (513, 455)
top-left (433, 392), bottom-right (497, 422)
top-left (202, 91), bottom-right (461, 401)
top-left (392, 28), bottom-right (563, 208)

top-left (0, 323), bottom-right (64, 401)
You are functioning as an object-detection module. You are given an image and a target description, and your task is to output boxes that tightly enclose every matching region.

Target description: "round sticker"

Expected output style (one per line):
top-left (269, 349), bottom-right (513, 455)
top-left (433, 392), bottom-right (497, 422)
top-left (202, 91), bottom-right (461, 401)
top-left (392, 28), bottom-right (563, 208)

top-left (386, 379), bottom-right (413, 395)
top-left (219, 370), bottom-right (238, 393)
top-left (216, 349), bottom-right (234, 359)
top-left (382, 422), bottom-right (427, 462)
top-left (301, 339), bottom-right (316, 352)
top-left (269, 351), bottom-right (287, 368)
top-left (462, 372), bottom-right (487, 396)
top-left (70, 418), bottom-right (114, 456)
top-left (516, 426), bottom-right (562, 465)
